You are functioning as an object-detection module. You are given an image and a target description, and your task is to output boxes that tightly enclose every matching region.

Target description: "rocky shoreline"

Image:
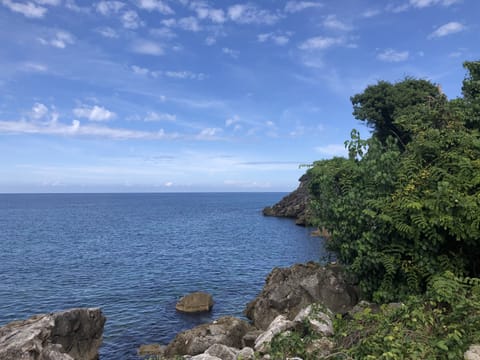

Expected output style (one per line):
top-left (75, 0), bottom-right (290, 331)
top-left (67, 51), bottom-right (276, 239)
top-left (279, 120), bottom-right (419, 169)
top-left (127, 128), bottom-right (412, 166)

top-left (140, 262), bottom-right (359, 359)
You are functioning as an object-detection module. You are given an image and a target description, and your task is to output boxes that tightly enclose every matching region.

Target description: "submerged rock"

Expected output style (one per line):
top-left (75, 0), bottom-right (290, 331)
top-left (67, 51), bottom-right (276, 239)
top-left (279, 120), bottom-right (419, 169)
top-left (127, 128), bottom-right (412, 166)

top-left (176, 292), bottom-right (214, 313)
top-left (0, 308), bottom-right (105, 360)
top-left (245, 262), bottom-right (358, 329)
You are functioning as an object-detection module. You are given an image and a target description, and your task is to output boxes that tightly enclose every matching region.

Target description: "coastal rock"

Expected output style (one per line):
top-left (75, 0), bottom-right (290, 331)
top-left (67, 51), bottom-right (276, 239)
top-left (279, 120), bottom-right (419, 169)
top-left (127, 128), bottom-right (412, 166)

top-left (242, 330), bottom-right (263, 348)
top-left (465, 345), bottom-right (480, 360)
top-left (176, 292), bottom-right (214, 313)
top-left (245, 262), bottom-right (358, 329)
top-left (293, 305), bottom-right (334, 337)
top-left (164, 316), bottom-right (254, 357)
top-left (138, 343), bottom-right (165, 357)
top-left (236, 347), bottom-right (255, 360)
top-left (0, 308), bottom-right (105, 360)
top-left (306, 338), bottom-right (335, 358)
top-left (263, 174), bottom-right (311, 226)
top-left (205, 344), bottom-right (237, 360)
top-left (254, 315), bottom-right (296, 353)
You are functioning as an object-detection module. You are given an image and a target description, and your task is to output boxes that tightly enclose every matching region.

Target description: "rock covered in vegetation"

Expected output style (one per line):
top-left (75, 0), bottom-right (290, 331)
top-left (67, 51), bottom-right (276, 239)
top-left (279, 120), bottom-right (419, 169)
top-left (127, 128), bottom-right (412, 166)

top-left (0, 308), bottom-right (105, 360)
top-left (254, 315), bottom-right (296, 353)
top-left (176, 292), bottom-right (214, 313)
top-left (163, 316), bottom-right (254, 357)
top-left (262, 174), bottom-right (312, 226)
top-left (245, 262), bottom-right (358, 330)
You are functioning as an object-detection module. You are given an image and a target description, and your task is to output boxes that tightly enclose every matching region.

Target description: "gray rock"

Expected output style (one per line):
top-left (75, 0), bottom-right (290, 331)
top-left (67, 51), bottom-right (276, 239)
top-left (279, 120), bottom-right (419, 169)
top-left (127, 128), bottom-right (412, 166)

top-left (465, 345), bottom-right (480, 360)
top-left (236, 347), bottom-right (254, 360)
top-left (242, 330), bottom-right (263, 348)
top-left (254, 315), bottom-right (296, 353)
top-left (245, 262), bottom-right (358, 329)
top-left (164, 316), bottom-right (254, 357)
top-left (293, 305), bottom-right (334, 337)
top-left (205, 344), bottom-right (237, 360)
top-left (189, 355), bottom-right (222, 360)
top-left (0, 308), bottom-right (105, 360)
top-left (176, 292), bottom-right (214, 313)
top-left (138, 343), bottom-right (165, 356)
top-left (262, 174), bottom-right (312, 226)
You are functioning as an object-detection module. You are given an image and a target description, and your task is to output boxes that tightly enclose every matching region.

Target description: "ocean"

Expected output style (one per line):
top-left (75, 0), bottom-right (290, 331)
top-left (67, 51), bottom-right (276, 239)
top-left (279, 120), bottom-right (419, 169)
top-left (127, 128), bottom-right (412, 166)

top-left (0, 193), bottom-right (328, 359)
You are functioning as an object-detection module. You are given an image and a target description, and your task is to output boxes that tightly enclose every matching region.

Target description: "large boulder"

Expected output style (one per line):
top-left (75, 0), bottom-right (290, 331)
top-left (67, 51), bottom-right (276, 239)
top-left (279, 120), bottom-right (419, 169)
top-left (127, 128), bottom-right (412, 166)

top-left (176, 292), bottom-right (214, 313)
top-left (245, 262), bottom-right (358, 329)
top-left (263, 174), bottom-right (312, 226)
top-left (0, 308), bottom-right (106, 360)
top-left (164, 316), bottom-right (255, 357)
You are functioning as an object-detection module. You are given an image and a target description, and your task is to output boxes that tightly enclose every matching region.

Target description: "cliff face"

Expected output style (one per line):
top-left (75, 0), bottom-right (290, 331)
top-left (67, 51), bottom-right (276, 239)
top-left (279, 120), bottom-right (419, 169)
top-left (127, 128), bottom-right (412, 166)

top-left (263, 173), bottom-right (311, 226)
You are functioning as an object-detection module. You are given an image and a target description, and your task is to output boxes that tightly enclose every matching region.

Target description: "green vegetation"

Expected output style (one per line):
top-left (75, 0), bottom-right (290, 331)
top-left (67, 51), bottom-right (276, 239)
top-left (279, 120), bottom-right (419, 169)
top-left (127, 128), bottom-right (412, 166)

top-left (309, 60), bottom-right (480, 302)
top-left (297, 60), bottom-right (480, 358)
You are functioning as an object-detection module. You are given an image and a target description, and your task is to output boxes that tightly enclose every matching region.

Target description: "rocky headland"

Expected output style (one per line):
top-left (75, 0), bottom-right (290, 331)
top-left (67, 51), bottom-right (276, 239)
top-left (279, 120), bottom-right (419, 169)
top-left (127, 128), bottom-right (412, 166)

top-left (262, 174), bottom-right (312, 226)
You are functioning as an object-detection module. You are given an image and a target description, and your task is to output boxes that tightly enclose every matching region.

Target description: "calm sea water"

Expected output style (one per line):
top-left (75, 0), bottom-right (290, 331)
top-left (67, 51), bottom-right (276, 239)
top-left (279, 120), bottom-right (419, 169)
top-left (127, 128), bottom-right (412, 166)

top-left (0, 193), bottom-right (327, 359)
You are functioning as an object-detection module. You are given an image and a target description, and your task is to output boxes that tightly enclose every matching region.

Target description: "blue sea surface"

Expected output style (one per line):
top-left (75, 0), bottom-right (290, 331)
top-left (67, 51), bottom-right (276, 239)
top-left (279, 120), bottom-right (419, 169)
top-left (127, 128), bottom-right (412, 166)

top-left (0, 193), bottom-right (328, 359)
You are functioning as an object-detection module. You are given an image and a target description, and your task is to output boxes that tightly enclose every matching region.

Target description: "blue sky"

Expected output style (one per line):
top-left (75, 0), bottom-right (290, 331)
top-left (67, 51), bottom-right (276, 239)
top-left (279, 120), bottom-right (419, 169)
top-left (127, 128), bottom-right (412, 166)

top-left (0, 0), bottom-right (478, 192)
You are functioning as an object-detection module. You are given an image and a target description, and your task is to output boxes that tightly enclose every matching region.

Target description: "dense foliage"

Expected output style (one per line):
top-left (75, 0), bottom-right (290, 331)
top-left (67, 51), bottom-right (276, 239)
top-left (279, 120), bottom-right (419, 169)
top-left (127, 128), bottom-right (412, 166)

top-left (309, 61), bottom-right (480, 302)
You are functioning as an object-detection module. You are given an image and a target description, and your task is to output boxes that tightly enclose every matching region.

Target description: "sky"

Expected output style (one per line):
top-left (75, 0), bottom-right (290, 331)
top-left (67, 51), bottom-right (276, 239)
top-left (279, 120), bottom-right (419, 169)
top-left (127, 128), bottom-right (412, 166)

top-left (0, 0), bottom-right (478, 193)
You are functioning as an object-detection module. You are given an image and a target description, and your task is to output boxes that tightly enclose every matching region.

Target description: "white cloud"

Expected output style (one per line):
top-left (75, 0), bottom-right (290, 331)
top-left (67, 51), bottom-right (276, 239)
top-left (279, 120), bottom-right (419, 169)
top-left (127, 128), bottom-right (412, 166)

top-left (96, 27), bottom-right (118, 38)
top-left (165, 71), bottom-right (205, 80)
top-left (205, 36), bottom-right (216, 45)
top-left (73, 105), bottom-right (116, 121)
top-left (38, 31), bottom-right (75, 48)
top-left (30, 103), bottom-right (49, 119)
top-left (122, 10), bottom-right (143, 29)
top-left (178, 16), bottom-right (201, 31)
top-left (377, 49), bottom-right (409, 62)
top-left (34, 0), bottom-right (60, 5)
top-left (429, 21), bottom-right (465, 38)
top-left (21, 62), bottom-right (48, 72)
top-left (137, 0), bottom-right (173, 14)
top-left (190, 2), bottom-right (225, 23)
top-left (131, 40), bottom-right (163, 55)
top-left (284, 1), bottom-right (322, 13)
top-left (1, 0), bottom-right (47, 17)
top-left (410, 0), bottom-right (461, 8)
top-left (197, 127), bottom-right (222, 139)
top-left (257, 32), bottom-right (290, 45)
top-left (362, 9), bottom-right (380, 17)
top-left (65, 0), bottom-right (90, 13)
top-left (150, 27), bottom-right (177, 39)
top-left (225, 115), bottom-right (240, 127)
top-left (323, 15), bottom-right (352, 31)
top-left (222, 47), bottom-right (239, 58)
top-left (315, 144), bottom-right (347, 157)
top-left (228, 4), bottom-right (280, 25)
top-left (96, 0), bottom-right (124, 15)
top-left (131, 65), bottom-right (150, 75)
top-left (144, 111), bottom-right (176, 122)
top-left (298, 36), bottom-right (343, 50)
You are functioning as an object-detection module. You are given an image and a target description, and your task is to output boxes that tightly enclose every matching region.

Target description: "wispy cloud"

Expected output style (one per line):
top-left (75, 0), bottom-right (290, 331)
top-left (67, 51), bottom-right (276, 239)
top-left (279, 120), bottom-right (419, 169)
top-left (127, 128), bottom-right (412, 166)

top-left (228, 4), bottom-right (280, 25)
top-left (73, 105), bottom-right (116, 121)
top-left (189, 2), bottom-right (226, 23)
top-left (38, 31), bottom-right (75, 48)
top-left (222, 47), bottom-right (239, 59)
top-left (409, 0), bottom-right (461, 8)
top-left (96, 26), bottom-right (118, 38)
top-left (428, 21), bottom-right (465, 38)
top-left (21, 62), bottom-right (48, 72)
top-left (131, 40), bottom-right (164, 55)
top-left (257, 32), bottom-right (290, 46)
top-left (122, 10), bottom-right (143, 29)
top-left (144, 111), bottom-right (176, 122)
top-left (284, 1), bottom-right (322, 13)
top-left (323, 15), bottom-right (352, 31)
top-left (196, 127), bottom-right (223, 140)
top-left (377, 48), bottom-right (409, 62)
top-left (298, 36), bottom-right (343, 50)
top-left (137, 0), bottom-right (173, 14)
top-left (1, 0), bottom-right (47, 18)
top-left (96, 0), bottom-right (124, 15)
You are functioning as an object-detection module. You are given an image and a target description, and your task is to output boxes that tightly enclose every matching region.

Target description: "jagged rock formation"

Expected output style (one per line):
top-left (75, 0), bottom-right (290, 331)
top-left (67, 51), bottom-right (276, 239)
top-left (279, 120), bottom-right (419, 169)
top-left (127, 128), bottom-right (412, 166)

top-left (245, 262), bottom-right (358, 330)
top-left (0, 308), bottom-right (106, 360)
top-left (262, 173), bottom-right (311, 226)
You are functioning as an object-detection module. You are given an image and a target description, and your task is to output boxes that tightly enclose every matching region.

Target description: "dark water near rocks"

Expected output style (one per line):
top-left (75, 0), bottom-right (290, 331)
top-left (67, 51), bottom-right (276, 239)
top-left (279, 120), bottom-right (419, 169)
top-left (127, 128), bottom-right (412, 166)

top-left (0, 193), bottom-right (328, 359)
